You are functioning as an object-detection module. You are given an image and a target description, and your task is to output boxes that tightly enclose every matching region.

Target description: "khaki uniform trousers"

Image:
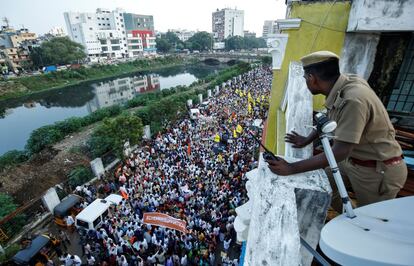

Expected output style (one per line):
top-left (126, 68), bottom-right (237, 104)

top-left (326, 158), bottom-right (408, 213)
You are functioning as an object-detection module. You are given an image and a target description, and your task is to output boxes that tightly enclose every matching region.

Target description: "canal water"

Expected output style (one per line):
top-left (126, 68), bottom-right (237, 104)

top-left (0, 63), bottom-right (226, 155)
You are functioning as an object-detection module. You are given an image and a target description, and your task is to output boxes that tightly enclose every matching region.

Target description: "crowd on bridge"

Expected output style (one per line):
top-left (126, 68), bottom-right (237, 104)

top-left (62, 66), bottom-right (272, 266)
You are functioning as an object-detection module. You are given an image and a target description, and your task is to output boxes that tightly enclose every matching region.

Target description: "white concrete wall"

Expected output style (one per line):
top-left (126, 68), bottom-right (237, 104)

top-left (235, 156), bottom-right (331, 266)
top-left (340, 33), bottom-right (380, 80)
top-left (348, 0), bottom-right (414, 32)
top-left (42, 187), bottom-right (61, 213)
top-left (285, 62), bottom-right (313, 159)
top-left (90, 158), bottom-right (105, 178)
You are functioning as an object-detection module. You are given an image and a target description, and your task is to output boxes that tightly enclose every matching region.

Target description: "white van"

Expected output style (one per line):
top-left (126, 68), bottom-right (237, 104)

top-left (105, 194), bottom-right (123, 206)
top-left (75, 199), bottom-right (110, 230)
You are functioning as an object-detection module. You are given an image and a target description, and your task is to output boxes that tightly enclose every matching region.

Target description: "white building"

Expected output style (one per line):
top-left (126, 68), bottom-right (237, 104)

top-left (262, 20), bottom-right (279, 38)
top-left (212, 8), bottom-right (244, 41)
top-left (168, 29), bottom-right (196, 42)
top-left (64, 8), bottom-right (128, 58)
top-left (48, 26), bottom-right (66, 37)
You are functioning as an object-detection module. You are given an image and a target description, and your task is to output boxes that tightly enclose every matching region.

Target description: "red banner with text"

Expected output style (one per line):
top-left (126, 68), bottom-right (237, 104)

top-left (143, 212), bottom-right (187, 233)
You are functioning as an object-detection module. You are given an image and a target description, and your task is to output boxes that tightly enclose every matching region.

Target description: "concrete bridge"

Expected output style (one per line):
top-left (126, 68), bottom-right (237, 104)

top-left (189, 52), bottom-right (265, 64)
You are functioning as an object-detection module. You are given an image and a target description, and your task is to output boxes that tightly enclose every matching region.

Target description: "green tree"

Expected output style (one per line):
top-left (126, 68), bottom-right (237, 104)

top-left (225, 36), bottom-right (245, 51)
top-left (0, 150), bottom-right (29, 170)
top-left (156, 37), bottom-right (172, 53)
top-left (30, 37), bottom-right (86, 67)
top-left (90, 113), bottom-right (143, 158)
top-left (225, 36), bottom-right (267, 50)
top-left (165, 32), bottom-right (181, 47)
top-left (0, 193), bottom-right (26, 240)
top-left (261, 56), bottom-right (272, 65)
top-left (68, 166), bottom-right (94, 187)
top-left (26, 125), bottom-right (65, 154)
top-left (186, 32), bottom-right (213, 51)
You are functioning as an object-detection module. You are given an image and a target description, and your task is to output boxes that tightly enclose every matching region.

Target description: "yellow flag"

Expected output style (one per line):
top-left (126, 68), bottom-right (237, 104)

top-left (214, 133), bottom-right (220, 143)
top-left (236, 124), bottom-right (243, 134)
top-left (248, 92), bottom-right (252, 102)
top-left (233, 129), bottom-right (237, 138)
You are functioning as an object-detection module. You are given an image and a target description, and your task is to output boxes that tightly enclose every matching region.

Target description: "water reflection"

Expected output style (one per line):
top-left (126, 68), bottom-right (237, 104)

top-left (87, 74), bottom-right (160, 113)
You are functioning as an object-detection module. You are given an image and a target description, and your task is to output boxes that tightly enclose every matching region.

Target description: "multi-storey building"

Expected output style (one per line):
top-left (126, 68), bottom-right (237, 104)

top-left (0, 27), bottom-right (37, 72)
top-left (168, 29), bottom-right (196, 42)
top-left (212, 8), bottom-right (244, 41)
top-left (64, 8), bottom-right (128, 58)
top-left (244, 31), bottom-right (257, 38)
top-left (262, 20), bottom-right (279, 39)
top-left (64, 8), bottom-right (155, 59)
top-left (48, 27), bottom-right (66, 37)
top-left (123, 13), bottom-right (156, 56)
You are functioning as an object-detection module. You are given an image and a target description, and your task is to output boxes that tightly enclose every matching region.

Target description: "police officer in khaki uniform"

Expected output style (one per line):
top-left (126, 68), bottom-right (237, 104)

top-left (266, 51), bottom-right (407, 212)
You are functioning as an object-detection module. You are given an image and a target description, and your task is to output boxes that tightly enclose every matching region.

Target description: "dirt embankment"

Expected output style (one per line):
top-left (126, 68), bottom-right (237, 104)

top-left (0, 125), bottom-right (96, 204)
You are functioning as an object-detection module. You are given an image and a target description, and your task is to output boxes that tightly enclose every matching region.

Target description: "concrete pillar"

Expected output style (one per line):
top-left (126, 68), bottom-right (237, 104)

top-left (143, 125), bottom-right (151, 139)
top-left (198, 94), bottom-right (203, 103)
top-left (90, 157), bottom-right (105, 178)
top-left (187, 99), bottom-right (193, 108)
top-left (124, 141), bottom-right (131, 157)
top-left (285, 62), bottom-right (313, 159)
top-left (42, 187), bottom-right (60, 213)
top-left (207, 89), bottom-right (212, 98)
top-left (235, 157), bottom-right (331, 266)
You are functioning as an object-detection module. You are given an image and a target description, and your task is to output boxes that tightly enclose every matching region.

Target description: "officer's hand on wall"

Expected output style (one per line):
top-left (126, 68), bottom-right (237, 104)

top-left (266, 157), bottom-right (294, 176)
top-left (285, 131), bottom-right (308, 148)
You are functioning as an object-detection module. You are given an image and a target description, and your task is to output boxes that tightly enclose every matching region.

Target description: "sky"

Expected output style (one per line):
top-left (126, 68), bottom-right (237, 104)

top-left (1, 0), bottom-right (286, 37)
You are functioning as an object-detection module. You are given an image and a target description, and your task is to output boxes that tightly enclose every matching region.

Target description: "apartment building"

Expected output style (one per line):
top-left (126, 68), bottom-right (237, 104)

top-left (64, 8), bottom-right (155, 59)
top-left (212, 8), bottom-right (244, 41)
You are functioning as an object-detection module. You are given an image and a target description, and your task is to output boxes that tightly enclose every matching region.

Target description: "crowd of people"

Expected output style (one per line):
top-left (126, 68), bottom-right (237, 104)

top-left (64, 66), bottom-right (273, 266)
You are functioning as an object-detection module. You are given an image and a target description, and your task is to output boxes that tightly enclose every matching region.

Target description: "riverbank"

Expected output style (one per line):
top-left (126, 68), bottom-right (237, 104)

top-left (0, 56), bottom-right (195, 101)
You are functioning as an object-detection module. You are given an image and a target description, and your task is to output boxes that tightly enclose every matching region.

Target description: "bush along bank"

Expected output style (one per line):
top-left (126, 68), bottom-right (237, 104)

top-left (0, 62), bottom-right (252, 170)
top-left (0, 56), bottom-right (193, 101)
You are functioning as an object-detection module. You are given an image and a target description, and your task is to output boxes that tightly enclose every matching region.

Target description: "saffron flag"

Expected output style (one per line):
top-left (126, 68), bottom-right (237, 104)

top-left (120, 187), bottom-right (129, 199)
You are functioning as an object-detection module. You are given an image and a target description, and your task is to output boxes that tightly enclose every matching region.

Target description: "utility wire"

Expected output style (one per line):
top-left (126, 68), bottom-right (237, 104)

top-left (301, 19), bottom-right (345, 33)
top-left (308, 0), bottom-right (339, 52)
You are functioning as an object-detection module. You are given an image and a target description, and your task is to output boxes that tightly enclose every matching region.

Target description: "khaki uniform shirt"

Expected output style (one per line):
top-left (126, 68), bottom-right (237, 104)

top-left (325, 74), bottom-right (402, 161)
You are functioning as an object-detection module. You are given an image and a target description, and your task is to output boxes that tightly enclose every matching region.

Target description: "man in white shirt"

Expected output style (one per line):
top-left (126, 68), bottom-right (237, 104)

top-left (65, 215), bottom-right (75, 233)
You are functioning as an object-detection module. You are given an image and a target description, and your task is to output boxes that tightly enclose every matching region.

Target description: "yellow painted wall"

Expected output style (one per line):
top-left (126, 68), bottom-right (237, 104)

top-left (265, 1), bottom-right (351, 155)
